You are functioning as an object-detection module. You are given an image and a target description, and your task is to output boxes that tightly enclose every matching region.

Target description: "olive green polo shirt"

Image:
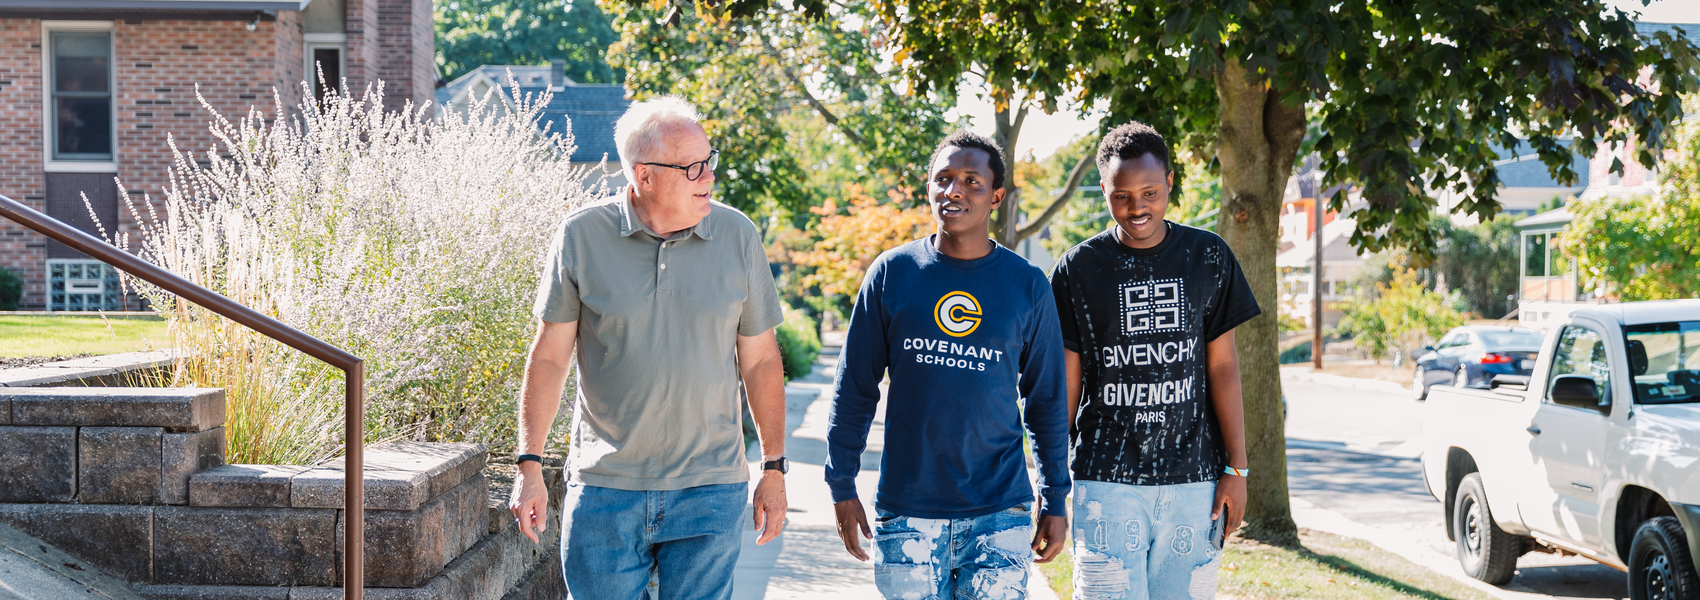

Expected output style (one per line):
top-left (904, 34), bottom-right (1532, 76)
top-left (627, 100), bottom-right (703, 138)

top-left (533, 191), bottom-right (784, 491)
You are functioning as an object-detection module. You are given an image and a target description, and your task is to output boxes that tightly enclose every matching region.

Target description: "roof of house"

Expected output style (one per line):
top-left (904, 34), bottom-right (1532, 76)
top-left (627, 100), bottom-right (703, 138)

top-left (0, 0), bottom-right (311, 7)
top-left (1493, 139), bottom-right (1590, 189)
top-left (436, 65), bottom-right (629, 164)
top-left (1636, 22), bottom-right (1700, 41)
top-left (1514, 206), bottom-right (1572, 230)
top-left (1276, 214), bottom-right (1364, 268)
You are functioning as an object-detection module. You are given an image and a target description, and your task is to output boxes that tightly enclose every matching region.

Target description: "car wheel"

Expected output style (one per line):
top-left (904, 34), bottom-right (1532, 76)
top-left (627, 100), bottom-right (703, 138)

top-left (1453, 473), bottom-right (1521, 585)
top-left (1455, 366), bottom-right (1472, 388)
top-left (1629, 516), bottom-right (1699, 600)
top-left (1414, 367), bottom-right (1430, 400)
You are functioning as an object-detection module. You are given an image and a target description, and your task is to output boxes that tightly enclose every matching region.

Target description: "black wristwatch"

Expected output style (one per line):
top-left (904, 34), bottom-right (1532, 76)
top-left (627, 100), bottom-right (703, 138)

top-left (515, 454), bottom-right (543, 466)
top-left (761, 457), bottom-right (788, 474)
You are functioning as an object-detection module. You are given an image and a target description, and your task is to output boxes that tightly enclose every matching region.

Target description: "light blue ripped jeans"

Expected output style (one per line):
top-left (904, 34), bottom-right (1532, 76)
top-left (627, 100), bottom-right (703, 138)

top-left (1071, 480), bottom-right (1220, 600)
top-left (872, 503), bottom-right (1034, 600)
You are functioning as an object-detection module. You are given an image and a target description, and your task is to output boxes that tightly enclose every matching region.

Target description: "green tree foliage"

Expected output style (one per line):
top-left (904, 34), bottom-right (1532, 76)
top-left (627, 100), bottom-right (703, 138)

top-left (821, 0), bottom-right (1700, 543)
top-left (1338, 268), bottom-right (1467, 363)
top-left (1562, 94), bottom-right (1700, 301)
top-left (1432, 217), bottom-right (1522, 318)
top-left (1350, 215), bottom-right (1520, 318)
top-left (436, 0), bottom-right (622, 83)
top-left (605, 3), bottom-right (953, 221)
top-left (775, 305), bottom-right (822, 381)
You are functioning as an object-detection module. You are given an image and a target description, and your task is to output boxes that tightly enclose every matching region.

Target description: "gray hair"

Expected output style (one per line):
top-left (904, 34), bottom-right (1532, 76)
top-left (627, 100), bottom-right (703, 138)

top-left (615, 96), bottom-right (704, 186)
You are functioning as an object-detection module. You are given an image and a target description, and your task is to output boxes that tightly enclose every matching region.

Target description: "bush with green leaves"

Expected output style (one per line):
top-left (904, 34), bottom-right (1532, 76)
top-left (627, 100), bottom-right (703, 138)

top-left (775, 305), bottom-right (820, 381)
top-left (1337, 267), bottom-right (1466, 363)
top-left (0, 267), bottom-right (21, 311)
top-left (121, 82), bottom-right (596, 464)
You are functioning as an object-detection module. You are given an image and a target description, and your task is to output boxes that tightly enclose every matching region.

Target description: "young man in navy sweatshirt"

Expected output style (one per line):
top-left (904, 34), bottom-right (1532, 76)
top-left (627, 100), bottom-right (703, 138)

top-left (825, 130), bottom-right (1071, 600)
top-left (1050, 122), bottom-right (1259, 599)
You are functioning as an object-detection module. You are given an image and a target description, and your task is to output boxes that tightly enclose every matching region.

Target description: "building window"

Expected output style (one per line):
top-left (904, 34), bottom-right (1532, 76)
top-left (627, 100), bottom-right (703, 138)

top-left (49, 30), bottom-right (114, 161)
top-left (306, 43), bottom-right (344, 104)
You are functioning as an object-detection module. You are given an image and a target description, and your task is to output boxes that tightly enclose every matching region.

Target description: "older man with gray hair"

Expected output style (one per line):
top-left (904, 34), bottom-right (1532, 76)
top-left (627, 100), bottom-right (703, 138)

top-left (509, 96), bottom-right (789, 599)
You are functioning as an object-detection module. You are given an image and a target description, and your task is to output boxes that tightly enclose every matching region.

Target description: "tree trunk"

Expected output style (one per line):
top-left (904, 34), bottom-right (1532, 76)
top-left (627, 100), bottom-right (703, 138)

top-left (1213, 59), bottom-right (1306, 545)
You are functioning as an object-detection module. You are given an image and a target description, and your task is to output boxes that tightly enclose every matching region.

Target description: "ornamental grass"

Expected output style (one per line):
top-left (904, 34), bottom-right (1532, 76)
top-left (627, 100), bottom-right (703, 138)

top-left (118, 75), bottom-right (598, 464)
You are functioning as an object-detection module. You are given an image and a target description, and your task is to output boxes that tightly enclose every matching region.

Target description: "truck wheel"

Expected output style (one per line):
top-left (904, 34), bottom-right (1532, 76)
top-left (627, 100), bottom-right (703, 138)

top-left (1453, 473), bottom-right (1520, 584)
top-left (1414, 367), bottom-right (1429, 400)
top-left (1629, 516), bottom-right (1699, 600)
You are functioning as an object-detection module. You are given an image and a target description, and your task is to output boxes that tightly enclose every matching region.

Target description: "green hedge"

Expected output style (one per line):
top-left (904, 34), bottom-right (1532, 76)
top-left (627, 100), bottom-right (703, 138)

top-left (0, 268), bottom-right (20, 311)
top-left (776, 305), bottom-right (821, 381)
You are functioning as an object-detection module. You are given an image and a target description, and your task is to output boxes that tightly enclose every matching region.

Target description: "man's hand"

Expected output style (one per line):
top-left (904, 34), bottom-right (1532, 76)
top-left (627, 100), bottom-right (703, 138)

top-left (1031, 514), bottom-right (1068, 563)
top-left (833, 499), bottom-right (872, 561)
top-left (1213, 472), bottom-right (1247, 539)
top-left (508, 464), bottom-right (550, 544)
top-left (751, 471), bottom-right (787, 545)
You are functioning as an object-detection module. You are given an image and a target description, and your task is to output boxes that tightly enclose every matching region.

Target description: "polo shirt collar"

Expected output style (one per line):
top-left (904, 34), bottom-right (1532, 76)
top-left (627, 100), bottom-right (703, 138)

top-left (617, 187), bottom-right (715, 241)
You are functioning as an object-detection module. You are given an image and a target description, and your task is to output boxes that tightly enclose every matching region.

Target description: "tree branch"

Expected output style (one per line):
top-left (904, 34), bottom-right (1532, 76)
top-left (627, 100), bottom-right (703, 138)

top-left (756, 30), bottom-right (869, 148)
top-left (1014, 153), bottom-right (1094, 241)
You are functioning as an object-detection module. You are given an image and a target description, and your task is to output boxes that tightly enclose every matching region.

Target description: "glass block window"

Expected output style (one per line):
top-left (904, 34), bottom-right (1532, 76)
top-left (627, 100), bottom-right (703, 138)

top-left (50, 30), bottom-right (114, 161)
top-left (47, 260), bottom-right (122, 312)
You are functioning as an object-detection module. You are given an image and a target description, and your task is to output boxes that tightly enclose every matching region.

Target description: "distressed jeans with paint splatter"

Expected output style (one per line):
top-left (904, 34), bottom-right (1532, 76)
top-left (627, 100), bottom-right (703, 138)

top-left (871, 503), bottom-right (1034, 600)
top-left (558, 481), bottom-right (745, 600)
top-left (1070, 480), bottom-right (1220, 600)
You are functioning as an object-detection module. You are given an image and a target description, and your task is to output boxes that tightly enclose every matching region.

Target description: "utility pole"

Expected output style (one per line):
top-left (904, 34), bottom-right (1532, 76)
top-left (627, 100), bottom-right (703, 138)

top-left (1311, 164), bottom-right (1325, 370)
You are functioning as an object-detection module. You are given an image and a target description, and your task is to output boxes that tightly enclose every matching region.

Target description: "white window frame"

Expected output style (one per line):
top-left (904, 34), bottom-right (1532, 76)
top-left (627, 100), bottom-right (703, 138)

top-left (41, 20), bottom-right (118, 174)
top-left (303, 33), bottom-right (347, 102)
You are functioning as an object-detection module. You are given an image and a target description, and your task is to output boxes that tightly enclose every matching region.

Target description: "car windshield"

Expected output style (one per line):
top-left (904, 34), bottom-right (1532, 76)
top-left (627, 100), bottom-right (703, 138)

top-left (1477, 329), bottom-right (1545, 348)
top-left (1625, 321), bottom-right (1700, 405)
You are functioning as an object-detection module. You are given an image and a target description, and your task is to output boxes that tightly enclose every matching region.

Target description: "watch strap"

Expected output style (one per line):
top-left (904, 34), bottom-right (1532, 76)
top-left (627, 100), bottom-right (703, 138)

top-left (515, 454), bottom-right (544, 466)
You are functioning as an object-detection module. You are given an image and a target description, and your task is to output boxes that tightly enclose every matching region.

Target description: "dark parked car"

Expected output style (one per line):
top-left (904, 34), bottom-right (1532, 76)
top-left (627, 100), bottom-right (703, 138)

top-left (1411, 326), bottom-right (1546, 400)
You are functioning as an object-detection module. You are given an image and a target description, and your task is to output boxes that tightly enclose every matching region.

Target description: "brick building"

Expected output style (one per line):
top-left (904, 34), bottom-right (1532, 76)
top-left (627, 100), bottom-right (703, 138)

top-left (0, 0), bottom-right (434, 311)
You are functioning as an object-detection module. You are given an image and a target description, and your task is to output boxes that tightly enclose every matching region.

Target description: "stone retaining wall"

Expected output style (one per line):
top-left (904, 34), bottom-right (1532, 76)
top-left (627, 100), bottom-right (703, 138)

top-left (0, 386), bottom-right (565, 600)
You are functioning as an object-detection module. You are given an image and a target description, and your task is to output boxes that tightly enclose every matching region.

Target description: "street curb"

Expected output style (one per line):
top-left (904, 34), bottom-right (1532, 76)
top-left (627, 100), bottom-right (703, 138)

top-left (1280, 367), bottom-right (1412, 395)
top-left (1285, 438), bottom-right (1421, 462)
top-left (1290, 497), bottom-right (1534, 600)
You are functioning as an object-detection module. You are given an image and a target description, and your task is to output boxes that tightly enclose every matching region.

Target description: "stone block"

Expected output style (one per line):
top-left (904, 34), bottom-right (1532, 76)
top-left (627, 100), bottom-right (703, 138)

top-left (0, 350), bottom-right (173, 388)
top-left (0, 395), bottom-right (8, 424)
top-left (160, 427), bottom-right (228, 505)
top-left (498, 546), bottom-right (565, 600)
top-left (80, 426), bottom-right (164, 504)
top-left (0, 426), bottom-right (77, 503)
top-left (0, 520), bottom-right (144, 600)
top-left (324, 474), bottom-right (492, 589)
top-left (8, 387), bottom-right (224, 432)
top-left (135, 585), bottom-right (290, 600)
top-left (292, 442), bottom-right (486, 511)
top-left (191, 465), bottom-right (311, 508)
top-left (154, 506), bottom-right (337, 586)
top-left (0, 504), bottom-right (153, 582)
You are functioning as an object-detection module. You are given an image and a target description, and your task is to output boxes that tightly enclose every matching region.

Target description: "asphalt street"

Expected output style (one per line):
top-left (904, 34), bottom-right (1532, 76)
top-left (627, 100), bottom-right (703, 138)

top-left (1282, 369), bottom-right (1630, 599)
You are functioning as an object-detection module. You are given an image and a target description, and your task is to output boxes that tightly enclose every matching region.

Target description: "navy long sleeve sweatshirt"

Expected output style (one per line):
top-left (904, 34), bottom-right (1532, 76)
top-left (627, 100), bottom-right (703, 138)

top-left (824, 237), bottom-right (1071, 519)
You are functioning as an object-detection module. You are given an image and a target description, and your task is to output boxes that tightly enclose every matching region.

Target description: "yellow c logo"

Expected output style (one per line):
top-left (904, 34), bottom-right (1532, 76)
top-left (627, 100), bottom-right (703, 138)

top-left (934, 291), bottom-right (982, 337)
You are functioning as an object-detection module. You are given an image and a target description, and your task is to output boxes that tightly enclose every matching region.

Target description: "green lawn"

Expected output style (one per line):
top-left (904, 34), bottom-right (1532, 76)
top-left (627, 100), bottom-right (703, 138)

top-left (1039, 528), bottom-right (1495, 600)
top-left (0, 315), bottom-right (168, 359)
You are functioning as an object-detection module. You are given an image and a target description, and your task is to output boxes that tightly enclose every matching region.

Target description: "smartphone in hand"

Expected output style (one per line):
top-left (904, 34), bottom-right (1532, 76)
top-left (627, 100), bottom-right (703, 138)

top-left (1210, 512), bottom-right (1227, 551)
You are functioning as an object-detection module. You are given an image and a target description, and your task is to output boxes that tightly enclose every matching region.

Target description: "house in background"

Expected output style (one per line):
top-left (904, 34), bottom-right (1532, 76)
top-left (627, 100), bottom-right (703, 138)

top-left (0, 0), bottom-right (435, 311)
top-left (437, 62), bottom-right (631, 190)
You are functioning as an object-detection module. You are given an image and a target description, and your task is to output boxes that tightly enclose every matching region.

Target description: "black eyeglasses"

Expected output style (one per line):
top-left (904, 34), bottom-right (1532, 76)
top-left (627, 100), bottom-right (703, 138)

top-left (639, 150), bottom-right (719, 181)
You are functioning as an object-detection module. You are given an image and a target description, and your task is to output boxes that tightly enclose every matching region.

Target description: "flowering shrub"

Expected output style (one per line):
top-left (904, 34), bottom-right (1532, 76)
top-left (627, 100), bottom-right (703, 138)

top-left (121, 80), bottom-right (596, 464)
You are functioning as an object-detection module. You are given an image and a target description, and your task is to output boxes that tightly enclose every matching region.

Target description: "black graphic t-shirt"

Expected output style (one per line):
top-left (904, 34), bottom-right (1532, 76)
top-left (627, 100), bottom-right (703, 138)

top-left (1049, 222), bottom-right (1261, 485)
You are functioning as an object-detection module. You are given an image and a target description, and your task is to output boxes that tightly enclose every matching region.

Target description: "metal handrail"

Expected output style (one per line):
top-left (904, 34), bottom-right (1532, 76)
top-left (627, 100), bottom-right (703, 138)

top-left (0, 194), bottom-right (366, 600)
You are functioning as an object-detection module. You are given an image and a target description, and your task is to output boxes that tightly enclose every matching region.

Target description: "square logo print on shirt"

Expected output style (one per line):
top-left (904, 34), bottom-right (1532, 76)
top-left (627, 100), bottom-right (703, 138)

top-left (1121, 278), bottom-right (1185, 336)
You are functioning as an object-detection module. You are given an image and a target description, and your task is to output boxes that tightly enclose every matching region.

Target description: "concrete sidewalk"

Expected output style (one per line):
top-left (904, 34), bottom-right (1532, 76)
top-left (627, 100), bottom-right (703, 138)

top-left (0, 521), bottom-right (141, 600)
top-left (733, 347), bottom-right (1060, 600)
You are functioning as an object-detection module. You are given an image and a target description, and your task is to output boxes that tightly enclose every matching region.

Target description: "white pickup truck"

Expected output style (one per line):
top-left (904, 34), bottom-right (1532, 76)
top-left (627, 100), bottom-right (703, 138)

top-left (1420, 300), bottom-right (1700, 600)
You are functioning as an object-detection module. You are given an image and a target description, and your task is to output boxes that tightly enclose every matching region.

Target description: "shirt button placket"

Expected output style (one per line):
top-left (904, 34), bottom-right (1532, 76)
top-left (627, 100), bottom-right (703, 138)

top-left (656, 240), bottom-right (669, 292)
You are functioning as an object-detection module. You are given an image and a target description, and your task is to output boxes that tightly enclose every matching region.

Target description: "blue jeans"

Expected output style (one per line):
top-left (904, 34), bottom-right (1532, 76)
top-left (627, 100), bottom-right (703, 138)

top-left (872, 503), bottom-right (1034, 600)
top-left (559, 481), bottom-right (746, 600)
top-left (1071, 480), bottom-right (1220, 600)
